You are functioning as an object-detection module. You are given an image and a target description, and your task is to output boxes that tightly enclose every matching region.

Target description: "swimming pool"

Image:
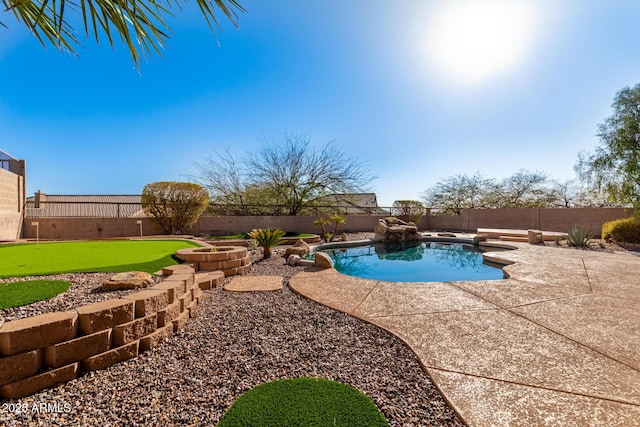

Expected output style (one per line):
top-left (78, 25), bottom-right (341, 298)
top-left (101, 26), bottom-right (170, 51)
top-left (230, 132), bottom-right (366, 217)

top-left (321, 241), bottom-right (505, 282)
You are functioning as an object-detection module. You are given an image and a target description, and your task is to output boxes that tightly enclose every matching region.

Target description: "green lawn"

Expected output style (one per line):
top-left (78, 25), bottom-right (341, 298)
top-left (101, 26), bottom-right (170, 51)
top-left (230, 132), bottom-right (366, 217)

top-left (0, 280), bottom-right (71, 309)
top-left (0, 240), bottom-right (201, 278)
top-left (218, 377), bottom-right (389, 427)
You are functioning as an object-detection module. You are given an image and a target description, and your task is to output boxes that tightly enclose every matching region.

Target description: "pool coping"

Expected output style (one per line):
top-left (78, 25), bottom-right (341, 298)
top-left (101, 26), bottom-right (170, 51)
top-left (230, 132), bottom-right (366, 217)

top-left (289, 241), bottom-right (640, 426)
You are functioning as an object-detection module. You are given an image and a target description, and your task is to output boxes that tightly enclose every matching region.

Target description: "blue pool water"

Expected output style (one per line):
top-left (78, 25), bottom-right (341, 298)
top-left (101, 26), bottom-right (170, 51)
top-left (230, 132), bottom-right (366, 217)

top-left (322, 241), bottom-right (505, 282)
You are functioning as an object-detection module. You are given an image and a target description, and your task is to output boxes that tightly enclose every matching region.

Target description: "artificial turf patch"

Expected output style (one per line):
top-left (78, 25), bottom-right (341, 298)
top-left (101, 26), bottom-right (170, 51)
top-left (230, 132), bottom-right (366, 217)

top-left (0, 280), bottom-right (71, 309)
top-left (217, 377), bottom-right (389, 427)
top-left (0, 240), bottom-right (201, 278)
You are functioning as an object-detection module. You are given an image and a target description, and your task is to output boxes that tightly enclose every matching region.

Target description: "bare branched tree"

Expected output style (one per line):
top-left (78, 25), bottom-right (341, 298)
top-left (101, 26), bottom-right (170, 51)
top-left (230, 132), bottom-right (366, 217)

top-left (247, 134), bottom-right (373, 215)
top-left (420, 172), bottom-right (494, 215)
top-left (487, 170), bottom-right (552, 208)
top-left (190, 149), bottom-right (247, 207)
top-left (189, 133), bottom-right (375, 215)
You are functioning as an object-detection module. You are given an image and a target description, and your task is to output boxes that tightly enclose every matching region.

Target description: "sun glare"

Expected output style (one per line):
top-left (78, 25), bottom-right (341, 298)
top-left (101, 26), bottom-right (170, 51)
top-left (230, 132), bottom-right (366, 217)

top-left (424, 0), bottom-right (540, 86)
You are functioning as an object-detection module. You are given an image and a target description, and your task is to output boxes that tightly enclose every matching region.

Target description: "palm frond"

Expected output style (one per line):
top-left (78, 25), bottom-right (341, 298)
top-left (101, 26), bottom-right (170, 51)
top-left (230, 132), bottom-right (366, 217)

top-left (1, 0), bottom-right (245, 66)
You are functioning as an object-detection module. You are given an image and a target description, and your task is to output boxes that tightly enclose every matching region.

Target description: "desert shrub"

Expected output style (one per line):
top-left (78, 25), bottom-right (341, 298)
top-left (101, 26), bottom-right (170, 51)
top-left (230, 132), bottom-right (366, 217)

top-left (142, 181), bottom-right (209, 234)
top-left (566, 225), bottom-right (592, 248)
top-left (602, 216), bottom-right (640, 243)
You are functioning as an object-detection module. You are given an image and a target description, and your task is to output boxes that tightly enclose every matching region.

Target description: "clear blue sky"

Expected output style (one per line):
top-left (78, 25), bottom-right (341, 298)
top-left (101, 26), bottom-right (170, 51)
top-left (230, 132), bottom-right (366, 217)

top-left (1, 0), bottom-right (640, 207)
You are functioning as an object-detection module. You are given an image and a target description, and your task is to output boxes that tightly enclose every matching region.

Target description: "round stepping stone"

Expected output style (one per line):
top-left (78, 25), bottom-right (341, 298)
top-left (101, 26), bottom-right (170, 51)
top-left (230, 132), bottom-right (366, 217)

top-left (224, 276), bottom-right (283, 292)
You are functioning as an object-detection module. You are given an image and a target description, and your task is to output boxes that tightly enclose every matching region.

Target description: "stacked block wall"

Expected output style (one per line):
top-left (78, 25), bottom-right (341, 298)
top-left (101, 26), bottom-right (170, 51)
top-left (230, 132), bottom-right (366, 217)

top-left (19, 208), bottom-right (634, 240)
top-left (0, 168), bottom-right (24, 241)
top-left (0, 272), bottom-right (204, 399)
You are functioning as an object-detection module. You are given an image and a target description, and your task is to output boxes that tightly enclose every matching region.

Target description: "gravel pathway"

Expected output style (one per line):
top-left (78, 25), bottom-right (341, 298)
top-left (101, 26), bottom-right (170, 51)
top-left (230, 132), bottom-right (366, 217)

top-left (0, 240), bottom-right (465, 426)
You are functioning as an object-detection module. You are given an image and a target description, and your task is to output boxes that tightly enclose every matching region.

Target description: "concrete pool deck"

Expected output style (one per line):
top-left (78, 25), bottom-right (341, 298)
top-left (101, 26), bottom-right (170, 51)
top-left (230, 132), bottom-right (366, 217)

top-left (289, 242), bottom-right (640, 426)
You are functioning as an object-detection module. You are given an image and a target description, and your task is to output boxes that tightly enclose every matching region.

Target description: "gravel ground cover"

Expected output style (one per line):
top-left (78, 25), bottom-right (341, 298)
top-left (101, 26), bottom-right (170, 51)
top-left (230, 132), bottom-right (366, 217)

top-left (0, 274), bottom-right (162, 322)
top-left (0, 234), bottom-right (464, 427)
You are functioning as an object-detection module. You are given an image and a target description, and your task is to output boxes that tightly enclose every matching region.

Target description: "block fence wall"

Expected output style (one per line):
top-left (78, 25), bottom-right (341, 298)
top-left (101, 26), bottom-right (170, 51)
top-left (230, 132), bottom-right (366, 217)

top-left (0, 167), bottom-right (25, 241)
top-left (426, 207), bottom-right (633, 235)
top-left (19, 208), bottom-right (633, 240)
top-left (0, 269), bottom-right (214, 399)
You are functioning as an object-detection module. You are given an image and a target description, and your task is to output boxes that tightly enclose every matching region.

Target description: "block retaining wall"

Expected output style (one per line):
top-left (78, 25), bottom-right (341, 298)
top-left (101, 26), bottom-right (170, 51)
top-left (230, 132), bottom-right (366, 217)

top-left (0, 268), bottom-right (224, 400)
top-left (0, 168), bottom-right (24, 241)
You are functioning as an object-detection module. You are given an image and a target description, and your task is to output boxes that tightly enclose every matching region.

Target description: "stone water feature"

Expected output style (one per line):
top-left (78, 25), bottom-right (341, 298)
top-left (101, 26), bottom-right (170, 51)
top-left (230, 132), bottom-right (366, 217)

top-left (375, 217), bottom-right (421, 242)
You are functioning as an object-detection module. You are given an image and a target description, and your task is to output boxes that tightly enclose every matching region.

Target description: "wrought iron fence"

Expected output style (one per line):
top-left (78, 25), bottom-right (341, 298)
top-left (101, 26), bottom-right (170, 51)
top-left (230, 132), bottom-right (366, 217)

top-left (24, 201), bottom-right (395, 218)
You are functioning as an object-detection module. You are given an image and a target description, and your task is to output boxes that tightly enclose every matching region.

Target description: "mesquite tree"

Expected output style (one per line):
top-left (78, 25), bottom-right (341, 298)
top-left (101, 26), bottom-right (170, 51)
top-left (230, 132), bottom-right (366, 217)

top-left (191, 133), bottom-right (374, 215)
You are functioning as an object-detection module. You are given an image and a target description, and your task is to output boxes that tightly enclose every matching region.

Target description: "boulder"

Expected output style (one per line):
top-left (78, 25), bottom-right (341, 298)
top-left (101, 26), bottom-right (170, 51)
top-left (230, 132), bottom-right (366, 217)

top-left (285, 239), bottom-right (310, 257)
top-left (314, 252), bottom-right (334, 269)
top-left (375, 219), bottom-right (389, 237)
top-left (341, 233), bottom-right (348, 242)
top-left (527, 229), bottom-right (544, 245)
top-left (474, 234), bottom-right (489, 244)
top-left (287, 254), bottom-right (301, 266)
top-left (102, 272), bottom-right (154, 291)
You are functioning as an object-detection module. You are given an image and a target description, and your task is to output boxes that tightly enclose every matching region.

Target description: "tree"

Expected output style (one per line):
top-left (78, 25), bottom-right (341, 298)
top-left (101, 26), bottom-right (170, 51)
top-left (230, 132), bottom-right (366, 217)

top-left (2, 0), bottom-right (245, 66)
top-left (192, 133), bottom-right (375, 215)
top-left (142, 181), bottom-right (209, 234)
top-left (576, 83), bottom-right (640, 211)
top-left (391, 200), bottom-right (425, 224)
top-left (420, 172), bottom-right (494, 215)
top-left (549, 179), bottom-right (581, 208)
top-left (488, 170), bottom-right (553, 208)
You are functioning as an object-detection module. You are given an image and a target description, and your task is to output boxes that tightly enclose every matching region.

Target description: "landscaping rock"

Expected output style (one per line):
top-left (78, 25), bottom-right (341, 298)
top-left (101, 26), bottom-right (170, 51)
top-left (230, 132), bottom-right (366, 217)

top-left (102, 272), bottom-right (154, 291)
top-left (285, 239), bottom-right (310, 257)
top-left (528, 229), bottom-right (544, 245)
top-left (375, 217), bottom-right (421, 242)
top-left (287, 254), bottom-right (301, 266)
top-left (314, 252), bottom-right (334, 269)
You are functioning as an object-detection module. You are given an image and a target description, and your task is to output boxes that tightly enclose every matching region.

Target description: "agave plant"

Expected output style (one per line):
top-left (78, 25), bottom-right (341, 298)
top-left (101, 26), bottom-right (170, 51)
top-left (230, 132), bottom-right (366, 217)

top-left (248, 228), bottom-right (285, 259)
top-left (566, 225), bottom-right (592, 248)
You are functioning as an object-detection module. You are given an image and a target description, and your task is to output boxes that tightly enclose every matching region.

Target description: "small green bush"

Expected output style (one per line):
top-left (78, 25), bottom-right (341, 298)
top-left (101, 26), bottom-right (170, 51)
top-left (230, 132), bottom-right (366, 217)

top-left (566, 225), bottom-right (592, 248)
top-left (602, 216), bottom-right (640, 243)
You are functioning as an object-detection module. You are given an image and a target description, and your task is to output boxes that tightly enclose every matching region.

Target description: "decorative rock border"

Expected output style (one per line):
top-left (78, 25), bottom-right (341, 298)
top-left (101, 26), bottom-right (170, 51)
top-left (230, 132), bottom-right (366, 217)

top-left (0, 258), bottom-right (231, 400)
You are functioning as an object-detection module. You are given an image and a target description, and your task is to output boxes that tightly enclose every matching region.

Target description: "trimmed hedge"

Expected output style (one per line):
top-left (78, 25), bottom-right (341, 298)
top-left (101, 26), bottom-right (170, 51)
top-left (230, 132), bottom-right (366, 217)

top-left (602, 216), bottom-right (640, 243)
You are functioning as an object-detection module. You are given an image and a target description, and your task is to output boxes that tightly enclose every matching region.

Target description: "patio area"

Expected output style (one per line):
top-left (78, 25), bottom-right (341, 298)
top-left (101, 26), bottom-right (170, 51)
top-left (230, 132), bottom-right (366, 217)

top-left (289, 241), bottom-right (640, 426)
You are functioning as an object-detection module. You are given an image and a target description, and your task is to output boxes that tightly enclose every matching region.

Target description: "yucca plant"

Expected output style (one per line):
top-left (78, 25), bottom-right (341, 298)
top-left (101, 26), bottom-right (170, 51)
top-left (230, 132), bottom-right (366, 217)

top-left (248, 228), bottom-right (285, 259)
top-left (566, 225), bottom-right (592, 248)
